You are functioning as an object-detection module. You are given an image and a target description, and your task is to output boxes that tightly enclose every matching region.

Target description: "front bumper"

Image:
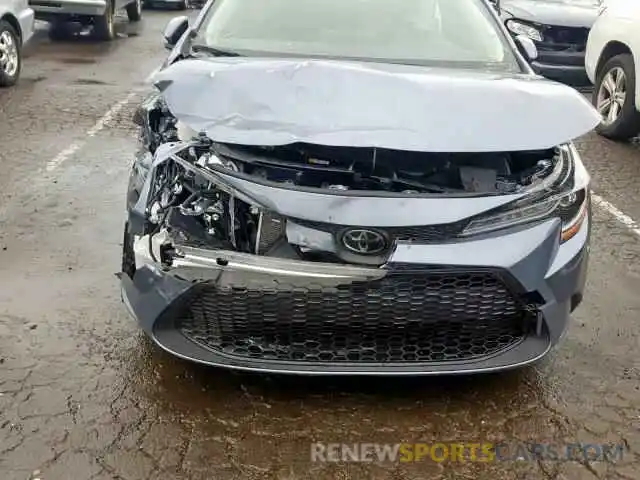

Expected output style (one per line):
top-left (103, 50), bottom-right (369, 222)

top-left (504, 20), bottom-right (590, 87)
top-left (30, 0), bottom-right (107, 18)
top-left (121, 213), bottom-right (590, 376)
top-left (529, 48), bottom-right (589, 86)
top-left (531, 61), bottom-right (590, 87)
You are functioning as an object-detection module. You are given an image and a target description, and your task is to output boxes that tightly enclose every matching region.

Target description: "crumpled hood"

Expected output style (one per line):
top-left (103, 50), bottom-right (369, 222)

top-left (153, 57), bottom-right (600, 152)
top-left (501, 0), bottom-right (601, 27)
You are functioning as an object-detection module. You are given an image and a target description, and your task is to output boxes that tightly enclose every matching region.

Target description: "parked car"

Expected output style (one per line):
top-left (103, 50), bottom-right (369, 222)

top-left (0, 0), bottom-right (35, 87)
top-left (586, 0), bottom-right (640, 140)
top-left (29, 0), bottom-right (142, 41)
top-left (121, 0), bottom-right (600, 376)
top-left (494, 0), bottom-right (603, 85)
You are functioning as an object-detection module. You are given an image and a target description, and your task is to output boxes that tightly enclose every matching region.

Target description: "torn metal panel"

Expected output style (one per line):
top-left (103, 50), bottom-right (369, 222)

top-left (152, 57), bottom-right (601, 153)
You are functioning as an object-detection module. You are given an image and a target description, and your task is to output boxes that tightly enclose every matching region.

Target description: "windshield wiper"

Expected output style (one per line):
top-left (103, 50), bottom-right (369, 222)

top-left (191, 44), bottom-right (242, 57)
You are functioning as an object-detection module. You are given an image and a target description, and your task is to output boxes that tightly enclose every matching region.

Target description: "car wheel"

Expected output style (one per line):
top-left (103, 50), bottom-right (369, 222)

top-left (126, 0), bottom-right (142, 22)
top-left (593, 53), bottom-right (640, 140)
top-left (93, 1), bottom-right (116, 41)
top-left (0, 21), bottom-right (21, 88)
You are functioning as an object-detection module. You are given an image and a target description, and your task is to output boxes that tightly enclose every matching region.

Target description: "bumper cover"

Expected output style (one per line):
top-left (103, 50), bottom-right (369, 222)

top-left (30, 0), bottom-right (107, 18)
top-left (532, 61), bottom-right (590, 87)
top-left (121, 215), bottom-right (589, 376)
top-left (530, 50), bottom-right (589, 86)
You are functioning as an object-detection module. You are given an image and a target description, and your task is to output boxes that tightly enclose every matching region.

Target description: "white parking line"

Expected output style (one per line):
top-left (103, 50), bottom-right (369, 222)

top-left (40, 91), bottom-right (640, 241)
top-left (45, 91), bottom-right (138, 172)
top-left (592, 193), bottom-right (640, 238)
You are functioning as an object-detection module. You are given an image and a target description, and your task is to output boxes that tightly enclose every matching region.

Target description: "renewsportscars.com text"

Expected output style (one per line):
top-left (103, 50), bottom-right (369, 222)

top-left (310, 442), bottom-right (626, 463)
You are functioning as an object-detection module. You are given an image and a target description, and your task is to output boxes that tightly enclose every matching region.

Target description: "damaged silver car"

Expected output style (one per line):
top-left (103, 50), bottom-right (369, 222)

top-left (120, 0), bottom-right (601, 375)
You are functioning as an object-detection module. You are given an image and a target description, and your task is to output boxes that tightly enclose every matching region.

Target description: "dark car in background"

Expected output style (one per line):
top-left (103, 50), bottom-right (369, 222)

top-left (496, 0), bottom-right (603, 85)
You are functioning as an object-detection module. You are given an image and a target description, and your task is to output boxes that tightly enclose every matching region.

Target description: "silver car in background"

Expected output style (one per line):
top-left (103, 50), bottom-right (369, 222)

top-left (29, 0), bottom-right (141, 41)
top-left (0, 0), bottom-right (34, 86)
top-left (121, 0), bottom-right (601, 375)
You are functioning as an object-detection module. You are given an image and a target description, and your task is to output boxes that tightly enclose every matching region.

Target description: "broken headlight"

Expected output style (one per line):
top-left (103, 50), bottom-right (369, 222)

top-left (462, 146), bottom-right (589, 243)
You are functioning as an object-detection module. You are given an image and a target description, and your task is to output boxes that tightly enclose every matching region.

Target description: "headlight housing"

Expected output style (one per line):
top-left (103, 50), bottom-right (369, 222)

top-left (462, 146), bottom-right (589, 244)
top-left (506, 19), bottom-right (543, 42)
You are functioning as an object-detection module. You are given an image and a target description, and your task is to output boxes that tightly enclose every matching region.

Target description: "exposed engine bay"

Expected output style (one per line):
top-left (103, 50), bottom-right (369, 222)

top-left (140, 100), bottom-right (561, 196)
top-left (197, 141), bottom-right (559, 196)
top-left (129, 96), bottom-right (569, 268)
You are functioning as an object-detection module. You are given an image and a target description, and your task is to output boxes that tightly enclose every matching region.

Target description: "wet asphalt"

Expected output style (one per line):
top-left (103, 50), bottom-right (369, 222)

top-left (0, 10), bottom-right (639, 480)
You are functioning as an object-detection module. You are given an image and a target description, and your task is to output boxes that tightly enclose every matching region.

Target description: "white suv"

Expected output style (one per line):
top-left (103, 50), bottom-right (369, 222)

top-left (586, 0), bottom-right (640, 140)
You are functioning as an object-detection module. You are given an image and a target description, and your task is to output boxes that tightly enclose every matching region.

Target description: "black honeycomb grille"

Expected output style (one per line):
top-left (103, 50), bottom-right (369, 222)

top-left (290, 218), bottom-right (466, 243)
top-left (176, 268), bottom-right (531, 364)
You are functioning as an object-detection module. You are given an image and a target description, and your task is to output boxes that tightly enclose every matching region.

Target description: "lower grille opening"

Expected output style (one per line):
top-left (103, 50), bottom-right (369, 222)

top-left (176, 269), bottom-right (534, 364)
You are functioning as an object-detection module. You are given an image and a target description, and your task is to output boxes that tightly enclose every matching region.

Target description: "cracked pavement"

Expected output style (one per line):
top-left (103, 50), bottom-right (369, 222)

top-left (0, 10), bottom-right (640, 480)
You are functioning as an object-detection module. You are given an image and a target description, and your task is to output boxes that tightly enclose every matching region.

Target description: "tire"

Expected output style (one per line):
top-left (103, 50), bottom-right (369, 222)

top-left (593, 53), bottom-right (640, 140)
top-left (93, 1), bottom-right (115, 41)
top-left (126, 0), bottom-right (142, 22)
top-left (0, 21), bottom-right (21, 88)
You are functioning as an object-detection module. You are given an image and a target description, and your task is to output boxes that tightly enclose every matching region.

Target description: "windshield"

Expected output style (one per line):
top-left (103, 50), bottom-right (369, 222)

top-left (193, 0), bottom-right (520, 70)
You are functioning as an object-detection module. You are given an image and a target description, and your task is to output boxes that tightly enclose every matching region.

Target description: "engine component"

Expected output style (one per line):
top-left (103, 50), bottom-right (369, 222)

top-left (144, 142), bottom-right (278, 257)
top-left (255, 211), bottom-right (286, 254)
top-left (211, 142), bottom-right (559, 195)
top-left (137, 121), bottom-right (564, 266)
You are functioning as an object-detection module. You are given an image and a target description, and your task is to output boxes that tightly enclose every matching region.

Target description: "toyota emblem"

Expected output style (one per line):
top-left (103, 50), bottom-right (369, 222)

top-left (341, 229), bottom-right (388, 255)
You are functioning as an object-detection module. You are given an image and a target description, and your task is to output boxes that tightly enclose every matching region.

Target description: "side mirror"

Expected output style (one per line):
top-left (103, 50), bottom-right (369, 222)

top-left (515, 34), bottom-right (538, 62)
top-left (163, 16), bottom-right (189, 50)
